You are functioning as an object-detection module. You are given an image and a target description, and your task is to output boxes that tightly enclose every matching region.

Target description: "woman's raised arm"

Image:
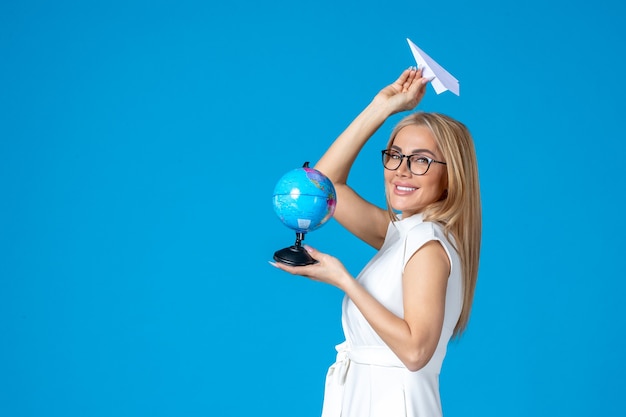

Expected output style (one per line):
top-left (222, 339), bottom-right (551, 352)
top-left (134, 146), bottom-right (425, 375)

top-left (314, 67), bottom-right (430, 249)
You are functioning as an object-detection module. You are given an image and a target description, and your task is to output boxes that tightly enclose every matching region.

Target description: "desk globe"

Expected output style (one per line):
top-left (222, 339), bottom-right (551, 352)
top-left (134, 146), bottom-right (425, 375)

top-left (272, 162), bottom-right (337, 266)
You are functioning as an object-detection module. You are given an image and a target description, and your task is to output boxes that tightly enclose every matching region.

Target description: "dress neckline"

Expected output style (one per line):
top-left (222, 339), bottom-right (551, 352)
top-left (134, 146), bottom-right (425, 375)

top-left (393, 213), bottom-right (424, 235)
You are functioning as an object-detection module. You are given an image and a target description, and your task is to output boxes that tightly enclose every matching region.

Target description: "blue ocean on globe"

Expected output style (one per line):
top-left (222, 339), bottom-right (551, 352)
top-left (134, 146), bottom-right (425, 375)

top-left (272, 166), bottom-right (337, 234)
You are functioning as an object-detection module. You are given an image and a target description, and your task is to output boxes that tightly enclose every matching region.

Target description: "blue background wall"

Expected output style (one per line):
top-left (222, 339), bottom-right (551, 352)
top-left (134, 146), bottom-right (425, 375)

top-left (2, 0), bottom-right (625, 416)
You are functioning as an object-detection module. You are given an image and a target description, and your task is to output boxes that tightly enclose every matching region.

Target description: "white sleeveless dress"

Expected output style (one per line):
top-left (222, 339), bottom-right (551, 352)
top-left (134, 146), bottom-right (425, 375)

top-left (321, 213), bottom-right (463, 417)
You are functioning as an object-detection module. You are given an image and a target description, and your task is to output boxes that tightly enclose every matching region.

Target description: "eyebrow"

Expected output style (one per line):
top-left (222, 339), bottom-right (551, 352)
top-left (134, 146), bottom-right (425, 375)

top-left (390, 145), bottom-right (438, 157)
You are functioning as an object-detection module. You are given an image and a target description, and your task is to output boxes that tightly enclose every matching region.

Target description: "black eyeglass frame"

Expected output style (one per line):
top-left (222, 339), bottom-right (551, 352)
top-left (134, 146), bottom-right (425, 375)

top-left (381, 149), bottom-right (447, 176)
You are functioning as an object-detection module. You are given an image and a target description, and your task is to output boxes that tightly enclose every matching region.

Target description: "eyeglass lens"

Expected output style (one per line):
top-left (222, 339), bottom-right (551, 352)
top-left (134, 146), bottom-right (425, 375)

top-left (382, 151), bottom-right (432, 175)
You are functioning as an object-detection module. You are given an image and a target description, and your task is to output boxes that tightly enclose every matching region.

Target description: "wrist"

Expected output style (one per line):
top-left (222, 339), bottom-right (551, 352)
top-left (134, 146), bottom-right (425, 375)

top-left (364, 99), bottom-right (395, 124)
top-left (338, 272), bottom-right (358, 293)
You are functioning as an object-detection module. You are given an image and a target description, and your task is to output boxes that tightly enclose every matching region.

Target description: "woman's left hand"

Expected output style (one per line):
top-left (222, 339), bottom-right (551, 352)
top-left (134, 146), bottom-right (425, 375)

top-left (270, 246), bottom-right (352, 290)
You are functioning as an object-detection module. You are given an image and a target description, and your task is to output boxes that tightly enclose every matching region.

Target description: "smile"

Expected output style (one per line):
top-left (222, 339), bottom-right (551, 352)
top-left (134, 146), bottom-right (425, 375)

top-left (395, 185), bottom-right (417, 192)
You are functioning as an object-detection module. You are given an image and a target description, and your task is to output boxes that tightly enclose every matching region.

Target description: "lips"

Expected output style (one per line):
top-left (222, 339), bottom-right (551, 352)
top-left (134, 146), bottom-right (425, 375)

top-left (394, 184), bottom-right (418, 194)
top-left (396, 185), bottom-right (416, 192)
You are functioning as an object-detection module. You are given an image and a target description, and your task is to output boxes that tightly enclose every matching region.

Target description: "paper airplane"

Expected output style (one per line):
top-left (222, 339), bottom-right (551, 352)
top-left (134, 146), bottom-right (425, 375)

top-left (407, 38), bottom-right (459, 96)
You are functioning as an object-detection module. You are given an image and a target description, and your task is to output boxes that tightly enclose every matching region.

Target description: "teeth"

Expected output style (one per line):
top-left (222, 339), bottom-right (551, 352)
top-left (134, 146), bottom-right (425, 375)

top-left (397, 186), bottom-right (416, 191)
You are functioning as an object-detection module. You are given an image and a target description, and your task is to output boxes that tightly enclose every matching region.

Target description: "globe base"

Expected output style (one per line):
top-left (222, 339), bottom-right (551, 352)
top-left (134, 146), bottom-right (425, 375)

top-left (273, 245), bottom-right (318, 266)
top-left (273, 232), bottom-right (318, 266)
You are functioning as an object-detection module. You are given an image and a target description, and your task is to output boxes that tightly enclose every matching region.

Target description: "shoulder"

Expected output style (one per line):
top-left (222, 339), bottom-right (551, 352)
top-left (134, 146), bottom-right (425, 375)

top-left (409, 219), bottom-right (439, 236)
top-left (404, 220), bottom-right (443, 247)
top-left (402, 220), bottom-right (454, 270)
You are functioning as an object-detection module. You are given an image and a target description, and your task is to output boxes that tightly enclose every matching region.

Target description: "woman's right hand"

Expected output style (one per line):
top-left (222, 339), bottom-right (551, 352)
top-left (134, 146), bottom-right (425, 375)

top-left (373, 67), bottom-right (431, 115)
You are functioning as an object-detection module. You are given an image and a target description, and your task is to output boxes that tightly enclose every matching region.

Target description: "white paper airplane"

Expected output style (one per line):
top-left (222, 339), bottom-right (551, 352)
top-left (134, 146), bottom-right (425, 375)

top-left (407, 38), bottom-right (459, 96)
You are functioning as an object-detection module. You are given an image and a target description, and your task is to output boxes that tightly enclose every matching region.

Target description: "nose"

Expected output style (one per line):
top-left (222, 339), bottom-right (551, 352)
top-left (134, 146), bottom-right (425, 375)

top-left (395, 156), bottom-right (411, 176)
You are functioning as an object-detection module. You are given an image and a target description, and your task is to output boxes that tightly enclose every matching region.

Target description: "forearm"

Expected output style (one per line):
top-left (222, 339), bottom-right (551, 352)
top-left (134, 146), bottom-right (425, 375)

top-left (314, 100), bottom-right (394, 185)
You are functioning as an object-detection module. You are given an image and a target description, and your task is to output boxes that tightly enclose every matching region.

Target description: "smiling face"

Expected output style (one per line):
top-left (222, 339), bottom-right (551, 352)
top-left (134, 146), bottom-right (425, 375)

top-left (384, 124), bottom-right (448, 218)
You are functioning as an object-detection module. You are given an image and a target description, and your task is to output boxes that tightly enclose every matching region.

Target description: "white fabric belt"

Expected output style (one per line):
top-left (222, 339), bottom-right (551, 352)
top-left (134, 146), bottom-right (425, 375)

top-left (349, 345), bottom-right (405, 367)
top-left (321, 341), bottom-right (405, 417)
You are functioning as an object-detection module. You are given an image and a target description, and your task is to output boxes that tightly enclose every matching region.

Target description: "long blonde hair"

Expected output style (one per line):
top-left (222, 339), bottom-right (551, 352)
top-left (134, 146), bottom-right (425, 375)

top-left (386, 112), bottom-right (481, 337)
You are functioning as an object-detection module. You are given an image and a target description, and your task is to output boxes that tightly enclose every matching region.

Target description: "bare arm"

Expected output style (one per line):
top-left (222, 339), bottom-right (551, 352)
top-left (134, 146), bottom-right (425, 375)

top-left (314, 68), bottom-right (430, 249)
top-left (272, 241), bottom-right (450, 372)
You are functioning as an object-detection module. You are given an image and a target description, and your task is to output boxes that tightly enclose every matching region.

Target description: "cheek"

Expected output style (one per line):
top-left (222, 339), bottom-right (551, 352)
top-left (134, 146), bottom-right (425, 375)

top-left (440, 172), bottom-right (449, 190)
top-left (426, 173), bottom-right (447, 197)
top-left (432, 167), bottom-right (448, 188)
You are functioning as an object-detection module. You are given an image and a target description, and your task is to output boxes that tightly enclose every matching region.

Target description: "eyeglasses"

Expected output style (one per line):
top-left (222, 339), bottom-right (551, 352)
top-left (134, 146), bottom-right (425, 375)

top-left (381, 149), bottom-right (446, 176)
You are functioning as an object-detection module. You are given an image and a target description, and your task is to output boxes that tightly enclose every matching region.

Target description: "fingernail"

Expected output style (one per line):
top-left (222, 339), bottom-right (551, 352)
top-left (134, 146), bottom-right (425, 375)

top-left (268, 260), bottom-right (278, 267)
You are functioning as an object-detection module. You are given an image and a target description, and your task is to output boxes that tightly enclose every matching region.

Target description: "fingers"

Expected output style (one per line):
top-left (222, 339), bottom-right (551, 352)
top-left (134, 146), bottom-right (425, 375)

top-left (268, 245), bottom-right (329, 278)
top-left (269, 259), bottom-right (313, 275)
top-left (396, 67), bottom-right (412, 83)
top-left (407, 76), bottom-right (425, 94)
top-left (402, 70), bottom-right (415, 92)
top-left (302, 244), bottom-right (319, 258)
top-left (399, 66), bottom-right (419, 92)
top-left (269, 248), bottom-right (350, 288)
top-left (407, 69), bottom-right (434, 95)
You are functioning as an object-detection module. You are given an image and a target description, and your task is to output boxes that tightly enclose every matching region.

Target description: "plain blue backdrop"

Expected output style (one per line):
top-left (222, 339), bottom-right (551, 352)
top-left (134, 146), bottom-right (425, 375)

top-left (1, 0), bottom-right (625, 416)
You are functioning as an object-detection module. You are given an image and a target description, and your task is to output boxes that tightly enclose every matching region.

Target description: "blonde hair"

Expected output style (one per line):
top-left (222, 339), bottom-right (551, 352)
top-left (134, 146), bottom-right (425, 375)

top-left (386, 112), bottom-right (481, 337)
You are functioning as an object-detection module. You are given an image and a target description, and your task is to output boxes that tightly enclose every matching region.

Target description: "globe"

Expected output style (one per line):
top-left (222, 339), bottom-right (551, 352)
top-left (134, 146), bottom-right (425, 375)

top-left (272, 162), bottom-right (337, 265)
top-left (273, 165), bottom-right (337, 233)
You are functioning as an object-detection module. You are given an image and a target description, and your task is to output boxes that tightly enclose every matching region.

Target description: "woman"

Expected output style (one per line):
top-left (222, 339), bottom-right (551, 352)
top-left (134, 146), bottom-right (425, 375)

top-left (271, 67), bottom-right (481, 417)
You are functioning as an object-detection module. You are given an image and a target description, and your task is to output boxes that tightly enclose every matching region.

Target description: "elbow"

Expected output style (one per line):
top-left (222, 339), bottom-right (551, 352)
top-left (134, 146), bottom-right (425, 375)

top-left (402, 348), bottom-right (435, 372)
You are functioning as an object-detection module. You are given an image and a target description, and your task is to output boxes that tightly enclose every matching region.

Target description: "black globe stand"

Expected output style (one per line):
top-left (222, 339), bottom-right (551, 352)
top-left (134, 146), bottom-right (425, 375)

top-left (273, 232), bottom-right (318, 266)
